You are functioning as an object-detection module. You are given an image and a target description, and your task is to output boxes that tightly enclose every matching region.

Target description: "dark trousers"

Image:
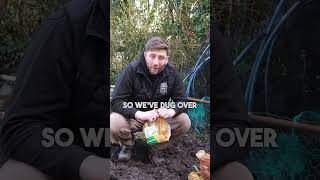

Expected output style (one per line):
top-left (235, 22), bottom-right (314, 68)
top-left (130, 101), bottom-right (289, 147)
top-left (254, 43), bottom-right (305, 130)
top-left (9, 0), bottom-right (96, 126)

top-left (0, 159), bottom-right (52, 180)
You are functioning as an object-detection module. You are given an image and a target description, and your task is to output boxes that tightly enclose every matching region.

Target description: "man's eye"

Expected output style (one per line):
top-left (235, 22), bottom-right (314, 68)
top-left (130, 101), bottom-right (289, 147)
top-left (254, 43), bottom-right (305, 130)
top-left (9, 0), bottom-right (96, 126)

top-left (159, 56), bottom-right (165, 60)
top-left (150, 55), bottom-right (156, 59)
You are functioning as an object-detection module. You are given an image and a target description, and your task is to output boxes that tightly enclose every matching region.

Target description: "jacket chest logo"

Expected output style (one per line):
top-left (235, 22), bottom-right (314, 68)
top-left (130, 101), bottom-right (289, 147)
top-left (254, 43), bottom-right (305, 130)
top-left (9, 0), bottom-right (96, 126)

top-left (159, 82), bottom-right (168, 94)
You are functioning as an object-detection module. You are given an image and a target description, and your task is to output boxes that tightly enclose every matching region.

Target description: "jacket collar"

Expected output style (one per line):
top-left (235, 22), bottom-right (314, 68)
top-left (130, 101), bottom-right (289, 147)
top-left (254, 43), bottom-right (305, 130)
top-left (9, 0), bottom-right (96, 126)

top-left (137, 52), bottom-right (150, 75)
top-left (86, 0), bottom-right (108, 42)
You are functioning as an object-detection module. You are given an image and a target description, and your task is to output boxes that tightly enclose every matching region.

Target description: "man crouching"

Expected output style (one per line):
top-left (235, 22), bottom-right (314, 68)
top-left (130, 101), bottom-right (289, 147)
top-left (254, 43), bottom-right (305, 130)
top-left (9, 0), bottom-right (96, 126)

top-left (110, 37), bottom-right (191, 164)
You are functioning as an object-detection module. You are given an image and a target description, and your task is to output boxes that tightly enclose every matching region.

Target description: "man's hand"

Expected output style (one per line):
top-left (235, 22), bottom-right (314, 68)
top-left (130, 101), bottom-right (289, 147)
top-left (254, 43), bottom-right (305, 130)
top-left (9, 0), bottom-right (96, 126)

top-left (79, 155), bottom-right (108, 180)
top-left (157, 108), bottom-right (176, 119)
top-left (134, 109), bottom-right (159, 122)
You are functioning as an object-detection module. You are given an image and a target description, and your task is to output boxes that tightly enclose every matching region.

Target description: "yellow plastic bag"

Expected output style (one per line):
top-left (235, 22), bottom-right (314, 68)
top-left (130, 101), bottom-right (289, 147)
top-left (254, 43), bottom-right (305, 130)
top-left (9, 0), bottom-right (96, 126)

top-left (143, 117), bottom-right (171, 145)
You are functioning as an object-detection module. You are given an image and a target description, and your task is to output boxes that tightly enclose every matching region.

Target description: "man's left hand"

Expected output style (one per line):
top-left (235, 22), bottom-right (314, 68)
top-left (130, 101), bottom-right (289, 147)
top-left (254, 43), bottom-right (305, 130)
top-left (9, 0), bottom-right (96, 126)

top-left (157, 108), bottom-right (176, 119)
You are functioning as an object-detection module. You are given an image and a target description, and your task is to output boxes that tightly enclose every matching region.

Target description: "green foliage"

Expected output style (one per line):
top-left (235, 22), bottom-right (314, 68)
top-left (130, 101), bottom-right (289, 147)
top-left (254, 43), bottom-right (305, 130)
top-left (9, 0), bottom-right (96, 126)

top-left (0, 0), bottom-right (61, 74)
top-left (1, 0), bottom-right (210, 81)
top-left (213, 0), bottom-right (277, 41)
top-left (213, 0), bottom-right (278, 75)
top-left (110, 0), bottom-right (210, 84)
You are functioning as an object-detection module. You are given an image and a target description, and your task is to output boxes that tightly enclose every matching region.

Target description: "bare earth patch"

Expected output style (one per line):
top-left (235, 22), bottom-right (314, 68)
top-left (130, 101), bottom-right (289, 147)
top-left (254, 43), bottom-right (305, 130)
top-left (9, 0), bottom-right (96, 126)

top-left (110, 130), bottom-right (210, 180)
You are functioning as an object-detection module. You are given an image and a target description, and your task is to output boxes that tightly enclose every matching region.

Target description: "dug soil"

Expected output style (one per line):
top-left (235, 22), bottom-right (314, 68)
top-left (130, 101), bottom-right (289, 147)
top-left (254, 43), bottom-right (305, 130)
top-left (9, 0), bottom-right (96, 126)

top-left (110, 130), bottom-right (210, 180)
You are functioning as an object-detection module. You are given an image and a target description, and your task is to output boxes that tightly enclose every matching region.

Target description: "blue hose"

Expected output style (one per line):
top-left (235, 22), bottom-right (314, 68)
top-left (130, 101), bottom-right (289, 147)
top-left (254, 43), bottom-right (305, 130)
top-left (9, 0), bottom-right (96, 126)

top-left (186, 57), bottom-right (210, 97)
top-left (233, 0), bottom-right (312, 112)
top-left (184, 44), bottom-right (210, 97)
top-left (245, 0), bottom-right (287, 110)
top-left (183, 44), bottom-right (210, 82)
top-left (247, 1), bottom-right (305, 112)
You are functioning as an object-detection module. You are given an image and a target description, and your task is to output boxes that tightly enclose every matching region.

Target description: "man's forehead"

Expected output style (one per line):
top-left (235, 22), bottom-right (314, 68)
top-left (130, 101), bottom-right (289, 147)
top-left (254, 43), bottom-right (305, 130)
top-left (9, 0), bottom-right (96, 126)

top-left (146, 49), bottom-right (167, 55)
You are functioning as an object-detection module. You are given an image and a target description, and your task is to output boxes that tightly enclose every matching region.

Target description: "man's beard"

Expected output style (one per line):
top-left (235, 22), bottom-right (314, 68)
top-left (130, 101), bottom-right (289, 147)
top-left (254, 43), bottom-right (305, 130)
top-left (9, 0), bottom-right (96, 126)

top-left (149, 65), bottom-right (165, 75)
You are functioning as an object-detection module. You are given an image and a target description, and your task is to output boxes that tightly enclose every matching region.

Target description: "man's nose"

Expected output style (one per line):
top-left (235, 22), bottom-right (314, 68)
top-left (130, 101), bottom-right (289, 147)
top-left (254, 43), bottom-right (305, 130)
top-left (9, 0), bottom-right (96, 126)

top-left (153, 58), bottom-right (159, 65)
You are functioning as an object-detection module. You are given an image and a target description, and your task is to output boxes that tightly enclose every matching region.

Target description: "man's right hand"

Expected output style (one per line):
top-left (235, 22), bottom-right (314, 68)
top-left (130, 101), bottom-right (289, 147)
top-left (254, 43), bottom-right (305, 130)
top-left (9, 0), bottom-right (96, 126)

top-left (134, 110), bottom-right (159, 122)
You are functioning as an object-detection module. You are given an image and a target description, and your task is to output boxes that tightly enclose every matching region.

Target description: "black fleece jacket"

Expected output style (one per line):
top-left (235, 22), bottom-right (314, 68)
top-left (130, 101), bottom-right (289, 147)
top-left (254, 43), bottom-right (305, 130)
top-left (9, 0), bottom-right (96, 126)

top-left (111, 53), bottom-right (187, 119)
top-left (212, 27), bottom-right (251, 170)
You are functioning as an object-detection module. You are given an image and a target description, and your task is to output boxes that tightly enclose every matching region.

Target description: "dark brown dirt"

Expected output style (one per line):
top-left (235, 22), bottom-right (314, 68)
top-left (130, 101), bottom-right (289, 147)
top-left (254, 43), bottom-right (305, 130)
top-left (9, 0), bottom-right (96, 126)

top-left (110, 130), bottom-right (209, 180)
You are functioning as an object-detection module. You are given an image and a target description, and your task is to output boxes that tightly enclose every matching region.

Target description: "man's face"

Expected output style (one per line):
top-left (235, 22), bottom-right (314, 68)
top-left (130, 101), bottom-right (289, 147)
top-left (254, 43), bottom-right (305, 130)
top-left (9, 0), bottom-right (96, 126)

top-left (144, 49), bottom-right (168, 75)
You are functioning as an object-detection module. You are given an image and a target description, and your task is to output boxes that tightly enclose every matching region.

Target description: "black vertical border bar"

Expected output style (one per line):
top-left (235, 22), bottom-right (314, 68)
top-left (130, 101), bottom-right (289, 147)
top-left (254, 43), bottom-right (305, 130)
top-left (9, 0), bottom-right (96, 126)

top-left (103, 0), bottom-right (111, 179)
top-left (210, 0), bottom-right (214, 178)
top-left (103, 0), bottom-right (110, 158)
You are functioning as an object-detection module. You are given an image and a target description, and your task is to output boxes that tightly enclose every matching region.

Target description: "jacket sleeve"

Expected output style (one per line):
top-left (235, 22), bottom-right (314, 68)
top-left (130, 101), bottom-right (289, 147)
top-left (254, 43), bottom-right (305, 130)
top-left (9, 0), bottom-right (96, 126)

top-left (212, 27), bottom-right (251, 170)
top-left (0, 10), bottom-right (94, 180)
top-left (171, 70), bottom-right (187, 114)
top-left (110, 64), bottom-right (139, 119)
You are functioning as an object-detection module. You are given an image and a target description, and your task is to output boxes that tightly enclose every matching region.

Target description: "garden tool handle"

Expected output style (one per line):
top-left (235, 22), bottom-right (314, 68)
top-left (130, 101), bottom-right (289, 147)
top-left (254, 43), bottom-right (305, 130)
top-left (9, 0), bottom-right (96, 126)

top-left (187, 97), bottom-right (210, 104)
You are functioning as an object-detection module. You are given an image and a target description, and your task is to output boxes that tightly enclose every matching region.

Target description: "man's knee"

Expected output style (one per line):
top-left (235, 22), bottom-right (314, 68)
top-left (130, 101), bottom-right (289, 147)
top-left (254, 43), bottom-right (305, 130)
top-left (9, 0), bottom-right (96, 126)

top-left (110, 112), bottom-right (133, 145)
top-left (0, 159), bottom-right (53, 180)
top-left (110, 112), bottom-right (131, 133)
top-left (173, 112), bottom-right (191, 134)
top-left (110, 112), bottom-right (127, 122)
top-left (214, 162), bottom-right (254, 180)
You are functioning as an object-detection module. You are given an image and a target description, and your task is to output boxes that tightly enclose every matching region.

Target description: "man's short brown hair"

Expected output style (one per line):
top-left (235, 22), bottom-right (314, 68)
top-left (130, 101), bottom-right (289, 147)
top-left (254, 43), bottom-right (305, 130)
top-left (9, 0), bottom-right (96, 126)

top-left (145, 37), bottom-right (170, 56)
